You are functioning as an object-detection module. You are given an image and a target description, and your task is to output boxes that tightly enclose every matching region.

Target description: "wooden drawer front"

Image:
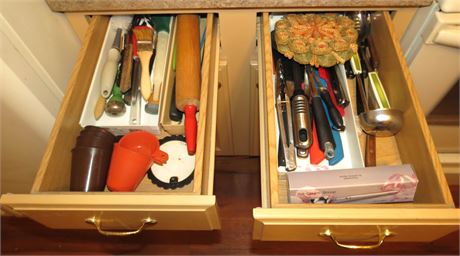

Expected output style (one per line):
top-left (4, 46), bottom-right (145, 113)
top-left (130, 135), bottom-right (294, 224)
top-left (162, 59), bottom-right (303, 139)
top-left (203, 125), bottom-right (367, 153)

top-left (253, 208), bottom-right (460, 242)
top-left (255, 12), bottom-right (459, 243)
top-left (0, 13), bottom-right (221, 232)
top-left (1, 195), bottom-right (219, 230)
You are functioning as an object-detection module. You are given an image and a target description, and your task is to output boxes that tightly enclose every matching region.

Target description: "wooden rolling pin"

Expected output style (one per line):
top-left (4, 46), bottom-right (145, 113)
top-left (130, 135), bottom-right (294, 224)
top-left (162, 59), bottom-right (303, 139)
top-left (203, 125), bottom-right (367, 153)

top-left (175, 14), bottom-right (201, 155)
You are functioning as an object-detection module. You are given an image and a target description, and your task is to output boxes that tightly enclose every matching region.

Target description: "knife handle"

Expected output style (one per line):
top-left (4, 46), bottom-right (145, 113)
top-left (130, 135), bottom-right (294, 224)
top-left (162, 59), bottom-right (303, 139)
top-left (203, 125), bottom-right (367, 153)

top-left (120, 43), bottom-right (133, 93)
top-left (344, 60), bottom-right (355, 79)
top-left (355, 75), bottom-right (366, 114)
top-left (319, 67), bottom-right (346, 116)
top-left (328, 67), bottom-right (350, 108)
top-left (365, 134), bottom-right (376, 166)
top-left (100, 48), bottom-right (121, 98)
top-left (358, 45), bottom-right (370, 78)
top-left (319, 87), bottom-right (345, 131)
top-left (366, 36), bottom-right (379, 69)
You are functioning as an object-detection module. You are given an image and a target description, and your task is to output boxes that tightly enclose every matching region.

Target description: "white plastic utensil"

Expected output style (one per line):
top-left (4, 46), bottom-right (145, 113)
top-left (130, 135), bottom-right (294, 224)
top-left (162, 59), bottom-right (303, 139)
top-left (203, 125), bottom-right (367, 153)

top-left (100, 28), bottom-right (122, 98)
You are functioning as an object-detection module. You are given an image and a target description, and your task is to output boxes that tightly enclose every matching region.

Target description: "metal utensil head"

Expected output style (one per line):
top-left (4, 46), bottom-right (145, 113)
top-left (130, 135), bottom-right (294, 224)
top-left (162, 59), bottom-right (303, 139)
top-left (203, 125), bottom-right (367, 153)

top-left (112, 28), bottom-right (122, 50)
top-left (359, 108), bottom-right (403, 137)
top-left (349, 11), bottom-right (371, 43)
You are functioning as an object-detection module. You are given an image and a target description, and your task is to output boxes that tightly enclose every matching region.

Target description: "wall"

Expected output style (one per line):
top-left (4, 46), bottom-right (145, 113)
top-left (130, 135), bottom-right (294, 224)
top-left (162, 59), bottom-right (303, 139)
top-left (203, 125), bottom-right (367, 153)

top-left (1, 0), bottom-right (80, 193)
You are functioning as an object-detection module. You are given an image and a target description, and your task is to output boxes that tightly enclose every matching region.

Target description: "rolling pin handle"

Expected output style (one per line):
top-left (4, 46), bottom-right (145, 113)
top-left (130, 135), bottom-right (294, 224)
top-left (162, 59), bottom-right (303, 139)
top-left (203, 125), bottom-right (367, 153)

top-left (184, 105), bottom-right (197, 155)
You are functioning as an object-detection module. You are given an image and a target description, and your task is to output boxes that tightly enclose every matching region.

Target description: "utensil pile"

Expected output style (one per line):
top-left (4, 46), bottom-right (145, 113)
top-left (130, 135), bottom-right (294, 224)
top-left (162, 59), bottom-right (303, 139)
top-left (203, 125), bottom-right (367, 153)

top-left (273, 11), bottom-right (404, 171)
top-left (94, 15), bottom-right (173, 123)
top-left (349, 11), bottom-right (404, 166)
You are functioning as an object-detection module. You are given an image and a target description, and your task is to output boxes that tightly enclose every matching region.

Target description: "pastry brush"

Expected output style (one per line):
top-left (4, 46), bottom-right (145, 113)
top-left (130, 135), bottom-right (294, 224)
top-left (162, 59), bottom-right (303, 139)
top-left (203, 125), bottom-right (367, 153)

top-left (132, 25), bottom-right (155, 101)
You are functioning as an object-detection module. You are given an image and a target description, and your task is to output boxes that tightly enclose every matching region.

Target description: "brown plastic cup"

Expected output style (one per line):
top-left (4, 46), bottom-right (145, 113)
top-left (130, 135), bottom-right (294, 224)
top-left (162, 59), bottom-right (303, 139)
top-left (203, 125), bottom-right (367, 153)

top-left (76, 134), bottom-right (115, 149)
top-left (80, 129), bottom-right (115, 141)
top-left (83, 125), bottom-right (114, 137)
top-left (74, 126), bottom-right (115, 149)
top-left (70, 146), bottom-right (112, 191)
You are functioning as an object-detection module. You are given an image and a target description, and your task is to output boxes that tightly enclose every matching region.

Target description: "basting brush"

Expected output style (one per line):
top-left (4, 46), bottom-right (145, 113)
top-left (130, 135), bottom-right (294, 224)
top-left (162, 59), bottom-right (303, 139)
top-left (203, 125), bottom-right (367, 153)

top-left (132, 25), bottom-right (155, 101)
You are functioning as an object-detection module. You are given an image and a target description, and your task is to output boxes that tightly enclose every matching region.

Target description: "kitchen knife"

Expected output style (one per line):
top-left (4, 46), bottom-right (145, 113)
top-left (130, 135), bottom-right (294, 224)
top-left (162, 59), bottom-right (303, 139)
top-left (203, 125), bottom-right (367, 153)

top-left (317, 69), bottom-right (345, 131)
top-left (318, 87), bottom-right (345, 131)
top-left (325, 66), bottom-right (350, 108)
top-left (318, 67), bottom-right (345, 116)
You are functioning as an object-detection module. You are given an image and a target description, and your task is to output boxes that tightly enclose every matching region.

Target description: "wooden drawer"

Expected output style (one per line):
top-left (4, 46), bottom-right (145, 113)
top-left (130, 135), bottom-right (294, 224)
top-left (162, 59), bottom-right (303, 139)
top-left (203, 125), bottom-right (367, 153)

top-left (0, 13), bottom-right (221, 233)
top-left (254, 12), bottom-right (460, 245)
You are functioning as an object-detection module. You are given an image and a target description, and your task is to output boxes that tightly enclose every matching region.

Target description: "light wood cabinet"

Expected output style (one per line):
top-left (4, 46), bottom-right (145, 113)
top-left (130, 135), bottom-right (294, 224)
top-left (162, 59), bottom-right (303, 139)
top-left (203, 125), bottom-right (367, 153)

top-left (2, 1), bottom-right (458, 247)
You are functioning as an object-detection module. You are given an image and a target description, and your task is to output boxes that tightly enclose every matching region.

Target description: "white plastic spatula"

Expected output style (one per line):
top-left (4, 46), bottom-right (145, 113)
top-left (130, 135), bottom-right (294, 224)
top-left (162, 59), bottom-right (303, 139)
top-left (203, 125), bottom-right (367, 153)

top-left (100, 28), bottom-right (122, 98)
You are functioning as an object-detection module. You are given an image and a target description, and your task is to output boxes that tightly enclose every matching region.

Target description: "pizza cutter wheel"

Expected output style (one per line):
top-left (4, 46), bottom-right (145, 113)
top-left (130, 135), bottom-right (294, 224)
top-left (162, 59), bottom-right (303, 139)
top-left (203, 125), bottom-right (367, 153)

top-left (147, 135), bottom-right (195, 189)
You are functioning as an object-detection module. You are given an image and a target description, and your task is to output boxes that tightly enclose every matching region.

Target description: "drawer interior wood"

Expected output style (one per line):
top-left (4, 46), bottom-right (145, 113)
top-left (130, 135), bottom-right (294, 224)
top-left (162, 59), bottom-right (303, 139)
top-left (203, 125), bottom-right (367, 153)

top-left (31, 14), bottom-right (218, 196)
top-left (261, 12), bottom-right (454, 208)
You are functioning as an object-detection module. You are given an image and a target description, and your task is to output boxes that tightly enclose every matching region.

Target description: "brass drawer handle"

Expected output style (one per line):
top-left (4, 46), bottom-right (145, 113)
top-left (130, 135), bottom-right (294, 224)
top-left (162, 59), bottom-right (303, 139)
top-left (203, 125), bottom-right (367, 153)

top-left (320, 227), bottom-right (393, 249)
top-left (85, 216), bottom-right (156, 236)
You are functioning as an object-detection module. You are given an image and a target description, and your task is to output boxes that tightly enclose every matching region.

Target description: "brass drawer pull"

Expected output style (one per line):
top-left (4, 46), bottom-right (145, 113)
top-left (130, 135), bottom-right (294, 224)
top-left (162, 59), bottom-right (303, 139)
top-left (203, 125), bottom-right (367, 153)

top-left (85, 216), bottom-right (156, 236)
top-left (320, 227), bottom-right (393, 249)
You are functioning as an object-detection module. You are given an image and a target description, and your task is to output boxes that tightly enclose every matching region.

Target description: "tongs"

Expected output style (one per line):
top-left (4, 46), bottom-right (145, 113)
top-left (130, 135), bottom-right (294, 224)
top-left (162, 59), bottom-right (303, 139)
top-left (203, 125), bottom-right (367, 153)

top-left (275, 59), bottom-right (296, 171)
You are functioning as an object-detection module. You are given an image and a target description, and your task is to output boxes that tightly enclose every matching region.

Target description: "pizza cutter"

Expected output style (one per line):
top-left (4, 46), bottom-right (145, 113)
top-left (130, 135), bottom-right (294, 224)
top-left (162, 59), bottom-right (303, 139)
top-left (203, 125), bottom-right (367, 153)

top-left (147, 135), bottom-right (195, 189)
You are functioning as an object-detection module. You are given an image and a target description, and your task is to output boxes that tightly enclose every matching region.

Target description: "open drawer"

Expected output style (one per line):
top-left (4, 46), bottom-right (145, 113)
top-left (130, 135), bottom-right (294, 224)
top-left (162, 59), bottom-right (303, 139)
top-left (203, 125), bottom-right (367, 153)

top-left (254, 12), bottom-right (459, 245)
top-left (0, 13), bottom-right (221, 233)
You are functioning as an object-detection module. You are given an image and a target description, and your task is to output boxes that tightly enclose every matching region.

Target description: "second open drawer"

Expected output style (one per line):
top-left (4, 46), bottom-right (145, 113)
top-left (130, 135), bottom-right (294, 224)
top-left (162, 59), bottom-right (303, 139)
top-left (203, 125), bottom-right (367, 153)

top-left (253, 11), bottom-right (459, 244)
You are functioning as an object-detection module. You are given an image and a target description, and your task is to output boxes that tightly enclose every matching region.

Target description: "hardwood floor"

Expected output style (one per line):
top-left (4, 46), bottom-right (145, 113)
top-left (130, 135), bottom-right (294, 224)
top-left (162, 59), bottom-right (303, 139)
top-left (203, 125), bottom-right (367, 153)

top-left (2, 157), bottom-right (459, 255)
top-left (427, 82), bottom-right (459, 126)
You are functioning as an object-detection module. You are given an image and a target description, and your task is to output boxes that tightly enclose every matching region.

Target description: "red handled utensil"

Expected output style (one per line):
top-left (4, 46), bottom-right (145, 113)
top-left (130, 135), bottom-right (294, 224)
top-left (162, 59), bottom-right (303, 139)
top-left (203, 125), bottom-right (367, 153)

top-left (309, 120), bottom-right (325, 165)
top-left (175, 15), bottom-right (201, 155)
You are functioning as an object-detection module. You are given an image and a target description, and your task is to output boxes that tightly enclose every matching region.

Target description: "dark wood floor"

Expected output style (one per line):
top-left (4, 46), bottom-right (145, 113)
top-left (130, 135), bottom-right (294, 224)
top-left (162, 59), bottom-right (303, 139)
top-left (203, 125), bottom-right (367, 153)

top-left (427, 82), bottom-right (459, 126)
top-left (2, 157), bottom-right (459, 255)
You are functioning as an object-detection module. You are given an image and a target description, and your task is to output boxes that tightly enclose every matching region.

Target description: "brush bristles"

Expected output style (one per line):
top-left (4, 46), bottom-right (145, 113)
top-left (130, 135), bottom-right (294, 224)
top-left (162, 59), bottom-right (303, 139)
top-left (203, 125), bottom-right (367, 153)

top-left (133, 26), bottom-right (153, 51)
